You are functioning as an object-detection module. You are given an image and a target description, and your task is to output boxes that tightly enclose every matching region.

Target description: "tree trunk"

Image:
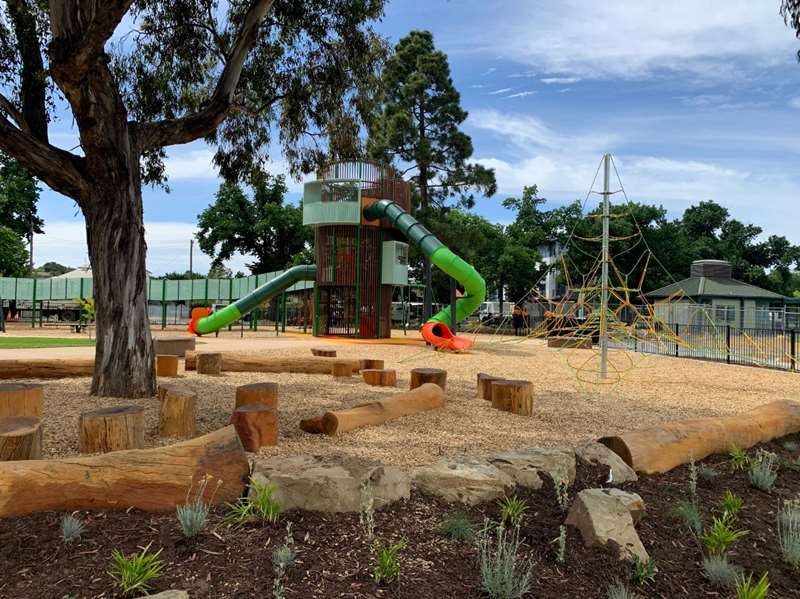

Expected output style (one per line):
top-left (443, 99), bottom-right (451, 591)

top-left (85, 184), bottom-right (156, 398)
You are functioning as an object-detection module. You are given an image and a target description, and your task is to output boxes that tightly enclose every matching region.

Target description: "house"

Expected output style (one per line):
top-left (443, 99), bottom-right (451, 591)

top-left (537, 239), bottom-right (565, 299)
top-left (646, 259), bottom-right (792, 329)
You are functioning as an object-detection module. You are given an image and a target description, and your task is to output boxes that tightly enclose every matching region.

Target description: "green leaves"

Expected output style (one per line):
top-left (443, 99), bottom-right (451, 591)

top-left (108, 543), bottom-right (164, 596)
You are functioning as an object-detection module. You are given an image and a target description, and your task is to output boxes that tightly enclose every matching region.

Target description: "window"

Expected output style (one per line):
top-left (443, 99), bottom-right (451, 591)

top-left (715, 305), bottom-right (737, 323)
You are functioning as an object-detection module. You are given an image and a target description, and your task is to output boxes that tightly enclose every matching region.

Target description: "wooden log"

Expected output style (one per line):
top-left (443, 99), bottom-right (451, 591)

top-left (0, 358), bottom-right (94, 379)
top-left (410, 367), bottom-right (447, 391)
top-left (599, 400), bottom-right (800, 474)
top-left (0, 426), bottom-right (249, 517)
top-left (308, 383), bottom-right (445, 436)
top-left (332, 361), bottom-right (355, 378)
top-left (230, 405), bottom-right (278, 451)
top-left (184, 351), bottom-right (360, 375)
top-left (155, 354), bottom-right (179, 377)
top-left (491, 380), bottom-right (534, 416)
top-left (0, 383), bottom-right (43, 418)
top-left (158, 385), bottom-right (196, 439)
top-left (235, 382), bottom-right (278, 409)
top-left (299, 416), bottom-right (326, 434)
top-left (362, 369), bottom-right (397, 387)
top-left (476, 373), bottom-right (504, 400)
top-left (311, 348), bottom-right (337, 358)
top-left (197, 352), bottom-right (223, 375)
top-left (547, 336), bottom-right (592, 349)
top-left (359, 358), bottom-right (385, 372)
top-left (0, 417), bottom-right (42, 461)
top-left (79, 405), bottom-right (145, 454)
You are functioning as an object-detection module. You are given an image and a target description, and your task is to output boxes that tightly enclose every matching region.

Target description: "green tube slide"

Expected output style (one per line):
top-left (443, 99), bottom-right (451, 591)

top-left (189, 265), bottom-right (317, 335)
top-left (363, 200), bottom-right (486, 328)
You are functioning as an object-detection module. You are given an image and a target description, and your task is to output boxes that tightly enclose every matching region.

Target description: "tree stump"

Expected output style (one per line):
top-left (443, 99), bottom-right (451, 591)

top-left (0, 383), bottom-right (43, 418)
top-left (477, 373), bottom-right (504, 400)
top-left (197, 352), bottom-right (223, 375)
top-left (491, 380), bottom-right (534, 416)
top-left (158, 385), bottom-right (196, 438)
top-left (155, 354), bottom-right (179, 377)
top-left (230, 405), bottom-right (278, 451)
top-left (362, 369), bottom-right (397, 387)
top-left (79, 406), bottom-right (145, 454)
top-left (0, 417), bottom-right (42, 461)
top-left (332, 362), bottom-right (354, 378)
top-left (311, 348), bottom-right (337, 358)
top-left (359, 358), bottom-right (385, 372)
top-left (235, 382), bottom-right (278, 409)
top-left (410, 368), bottom-right (447, 391)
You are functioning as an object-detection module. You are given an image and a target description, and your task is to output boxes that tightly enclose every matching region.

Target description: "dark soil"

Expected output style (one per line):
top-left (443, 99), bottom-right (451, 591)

top-left (2, 434), bottom-right (799, 599)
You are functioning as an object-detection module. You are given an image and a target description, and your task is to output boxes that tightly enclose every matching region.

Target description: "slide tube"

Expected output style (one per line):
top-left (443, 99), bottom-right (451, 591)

top-left (189, 265), bottom-right (317, 335)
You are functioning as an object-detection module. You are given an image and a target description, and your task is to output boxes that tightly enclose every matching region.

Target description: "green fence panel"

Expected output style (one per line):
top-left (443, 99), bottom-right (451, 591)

top-left (65, 278), bottom-right (81, 298)
top-left (81, 278), bottom-right (93, 298)
top-left (15, 278), bottom-right (34, 300)
top-left (164, 280), bottom-right (179, 301)
top-left (37, 278), bottom-right (52, 300)
top-left (178, 280), bottom-right (192, 301)
top-left (206, 279), bottom-right (221, 300)
top-left (0, 278), bottom-right (16, 300)
top-left (50, 278), bottom-right (68, 300)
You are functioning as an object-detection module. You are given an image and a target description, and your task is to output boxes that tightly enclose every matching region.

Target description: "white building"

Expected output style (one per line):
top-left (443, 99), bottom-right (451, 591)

top-left (537, 239), bottom-right (564, 299)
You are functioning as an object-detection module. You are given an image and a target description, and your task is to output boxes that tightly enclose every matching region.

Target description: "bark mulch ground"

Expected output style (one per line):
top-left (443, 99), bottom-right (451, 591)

top-left (1, 434), bottom-right (799, 598)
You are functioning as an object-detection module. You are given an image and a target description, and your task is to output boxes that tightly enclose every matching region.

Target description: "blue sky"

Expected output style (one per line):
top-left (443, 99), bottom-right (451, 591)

top-left (33, 0), bottom-right (800, 274)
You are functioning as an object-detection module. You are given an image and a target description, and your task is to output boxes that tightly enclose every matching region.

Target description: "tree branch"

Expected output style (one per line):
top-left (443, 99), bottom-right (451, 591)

top-left (0, 94), bottom-right (28, 134)
top-left (0, 115), bottom-right (89, 201)
top-left (137, 0), bottom-right (275, 150)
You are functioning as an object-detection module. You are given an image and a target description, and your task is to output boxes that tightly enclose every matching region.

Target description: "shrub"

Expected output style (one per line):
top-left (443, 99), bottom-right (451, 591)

top-left (781, 440), bottom-right (800, 453)
top-left (60, 514), bottom-right (85, 544)
top-left (629, 556), bottom-right (656, 587)
top-left (372, 538), bottom-right (406, 585)
top-left (735, 572), bottom-right (769, 599)
top-left (671, 501), bottom-right (703, 537)
top-left (606, 580), bottom-right (641, 599)
top-left (498, 495), bottom-right (528, 527)
top-left (730, 447), bottom-right (749, 471)
top-left (477, 522), bottom-right (533, 599)
top-left (702, 513), bottom-right (748, 556)
top-left (224, 478), bottom-right (282, 527)
top-left (555, 479), bottom-right (570, 512)
top-left (778, 498), bottom-right (800, 568)
top-left (748, 449), bottom-right (779, 492)
top-left (108, 543), bottom-right (164, 596)
top-left (688, 456), bottom-right (698, 500)
top-left (698, 465), bottom-right (721, 481)
top-left (555, 524), bottom-right (567, 564)
top-left (702, 555), bottom-right (741, 590)
top-left (441, 511), bottom-right (476, 542)
top-left (359, 480), bottom-right (375, 541)
top-left (176, 475), bottom-right (221, 538)
top-left (272, 522), bottom-right (296, 599)
top-left (718, 491), bottom-right (744, 519)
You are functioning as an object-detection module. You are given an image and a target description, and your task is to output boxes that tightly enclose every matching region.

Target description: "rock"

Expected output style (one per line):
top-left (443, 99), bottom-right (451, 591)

top-left (603, 488), bottom-right (646, 524)
top-left (566, 488), bottom-right (648, 562)
top-left (412, 457), bottom-right (514, 504)
top-left (488, 447), bottom-right (576, 489)
top-left (252, 454), bottom-right (409, 513)
top-left (137, 592), bottom-right (189, 599)
top-left (575, 441), bottom-right (638, 483)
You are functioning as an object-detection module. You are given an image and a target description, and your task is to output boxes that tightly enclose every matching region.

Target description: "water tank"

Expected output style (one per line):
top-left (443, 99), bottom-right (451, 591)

top-left (690, 259), bottom-right (732, 278)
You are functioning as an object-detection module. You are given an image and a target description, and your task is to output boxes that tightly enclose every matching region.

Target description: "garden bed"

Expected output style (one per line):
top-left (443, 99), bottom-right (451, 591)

top-left (1, 434), bottom-right (798, 598)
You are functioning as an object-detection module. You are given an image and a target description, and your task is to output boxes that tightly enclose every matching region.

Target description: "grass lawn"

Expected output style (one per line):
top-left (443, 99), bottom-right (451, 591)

top-left (0, 336), bottom-right (95, 349)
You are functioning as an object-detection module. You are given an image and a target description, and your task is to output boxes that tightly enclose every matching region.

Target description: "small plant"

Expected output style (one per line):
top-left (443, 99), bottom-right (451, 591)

top-left (272, 521), bottom-right (296, 599)
top-left (555, 479), bottom-right (570, 512)
top-left (372, 538), bottom-right (406, 585)
top-left (606, 580), bottom-right (641, 599)
top-left (176, 475), bottom-right (222, 538)
top-left (702, 513), bottom-right (748, 556)
top-left (477, 522), bottom-right (533, 599)
top-left (108, 543), bottom-right (164, 596)
top-left (688, 455), bottom-right (698, 500)
top-left (702, 555), bottom-right (741, 590)
top-left (777, 498), bottom-right (800, 568)
top-left (224, 478), bottom-right (282, 527)
top-left (554, 524), bottom-right (567, 564)
top-left (698, 464), bottom-right (721, 481)
top-left (781, 440), bottom-right (800, 452)
top-left (748, 449), bottom-right (779, 492)
top-left (498, 495), bottom-right (528, 527)
top-left (359, 479), bottom-right (375, 541)
top-left (441, 511), bottom-right (476, 542)
top-left (735, 572), bottom-right (769, 599)
top-left (718, 490), bottom-right (744, 519)
top-left (629, 556), bottom-right (657, 587)
top-left (60, 513), bottom-right (85, 544)
top-left (671, 500), bottom-right (704, 537)
top-left (730, 446), bottom-right (749, 471)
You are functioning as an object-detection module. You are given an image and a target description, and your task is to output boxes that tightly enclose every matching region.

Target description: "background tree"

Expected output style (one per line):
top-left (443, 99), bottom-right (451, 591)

top-left (367, 30), bottom-right (496, 320)
top-left (0, 1), bottom-right (386, 397)
top-left (36, 261), bottom-right (71, 277)
top-left (782, 1), bottom-right (800, 53)
top-left (0, 225), bottom-right (29, 276)
top-left (196, 174), bottom-right (310, 274)
top-left (0, 151), bottom-right (41, 273)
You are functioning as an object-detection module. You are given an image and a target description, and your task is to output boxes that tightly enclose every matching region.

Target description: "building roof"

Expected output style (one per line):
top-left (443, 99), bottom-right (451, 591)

top-left (647, 276), bottom-right (787, 301)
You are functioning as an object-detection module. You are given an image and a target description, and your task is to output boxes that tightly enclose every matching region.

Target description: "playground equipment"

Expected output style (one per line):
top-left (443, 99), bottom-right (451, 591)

top-left (186, 160), bottom-right (485, 351)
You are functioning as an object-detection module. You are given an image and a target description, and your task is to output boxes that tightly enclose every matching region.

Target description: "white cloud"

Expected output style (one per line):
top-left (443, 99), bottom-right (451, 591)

top-left (681, 94), bottom-right (732, 106)
top-left (506, 91), bottom-right (536, 99)
top-left (470, 84), bottom-right (485, 88)
top-left (482, 67), bottom-right (497, 75)
top-left (488, 87), bottom-right (512, 95)
top-left (540, 77), bottom-right (581, 85)
top-left (509, 70), bottom-right (537, 78)
top-left (790, 97), bottom-right (800, 109)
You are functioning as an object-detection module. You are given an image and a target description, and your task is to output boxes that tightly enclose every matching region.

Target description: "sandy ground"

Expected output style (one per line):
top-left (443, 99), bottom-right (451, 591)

top-left (1, 327), bottom-right (798, 469)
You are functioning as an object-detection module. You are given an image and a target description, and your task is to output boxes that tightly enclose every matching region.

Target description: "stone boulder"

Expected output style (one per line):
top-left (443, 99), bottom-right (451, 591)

top-left (488, 447), bottom-right (576, 489)
top-left (252, 454), bottom-right (409, 513)
top-left (575, 441), bottom-right (638, 483)
top-left (137, 592), bottom-right (189, 599)
top-left (412, 457), bottom-right (514, 504)
top-left (566, 488), bottom-right (648, 562)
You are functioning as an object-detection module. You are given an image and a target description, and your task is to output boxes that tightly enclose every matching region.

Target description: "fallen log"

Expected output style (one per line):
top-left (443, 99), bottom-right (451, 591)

top-left (0, 359), bottom-right (94, 379)
top-left (0, 383), bottom-right (43, 418)
top-left (0, 426), bottom-right (249, 517)
top-left (306, 383), bottom-right (445, 436)
top-left (599, 400), bottom-right (800, 474)
top-left (185, 352), bottom-right (359, 375)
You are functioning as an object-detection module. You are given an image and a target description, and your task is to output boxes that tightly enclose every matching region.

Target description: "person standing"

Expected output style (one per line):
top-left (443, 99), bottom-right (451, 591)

top-left (512, 305), bottom-right (523, 336)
